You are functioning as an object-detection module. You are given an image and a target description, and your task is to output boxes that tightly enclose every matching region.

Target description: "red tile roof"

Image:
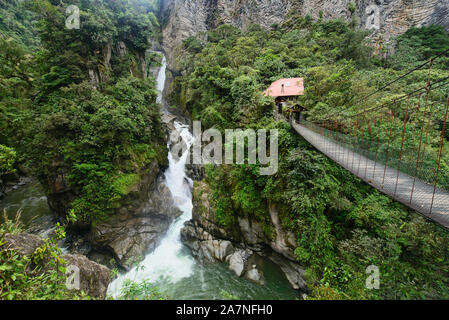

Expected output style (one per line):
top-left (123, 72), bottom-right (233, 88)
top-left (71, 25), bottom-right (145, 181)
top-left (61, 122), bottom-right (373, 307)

top-left (263, 78), bottom-right (304, 98)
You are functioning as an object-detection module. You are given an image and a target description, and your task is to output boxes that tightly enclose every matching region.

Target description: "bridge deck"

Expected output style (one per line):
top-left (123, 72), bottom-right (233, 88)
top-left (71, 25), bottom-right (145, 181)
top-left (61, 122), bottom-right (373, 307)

top-left (290, 119), bottom-right (449, 229)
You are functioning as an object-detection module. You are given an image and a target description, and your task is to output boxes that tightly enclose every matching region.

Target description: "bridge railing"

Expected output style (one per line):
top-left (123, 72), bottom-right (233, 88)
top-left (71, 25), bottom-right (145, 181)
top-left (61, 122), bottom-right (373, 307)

top-left (285, 49), bottom-right (449, 227)
top-left (299, 118), bottom-right (449, 191)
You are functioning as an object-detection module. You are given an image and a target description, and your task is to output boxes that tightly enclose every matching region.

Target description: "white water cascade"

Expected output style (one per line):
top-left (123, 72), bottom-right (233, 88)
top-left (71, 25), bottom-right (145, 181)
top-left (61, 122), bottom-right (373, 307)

top-left (108, 122), bottom-right (196, 297)
top-left (107, 51), bottom-right (196, 297)
top-left (156, 54), bottom-right (166, 105)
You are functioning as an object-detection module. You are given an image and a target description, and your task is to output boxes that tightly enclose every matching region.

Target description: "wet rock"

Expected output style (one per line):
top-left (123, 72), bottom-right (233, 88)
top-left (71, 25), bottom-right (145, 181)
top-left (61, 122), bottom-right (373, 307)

top-left (204, 239), bottom-right (234, 261)
top-left (245, 264), bottom-right (264, 286)
top-left (227, 250), bottom-right (245, 277)
top-left (92, 215), bottom-right (168, 268)
top-left (145, 175), bottom-right (183, 220)
top-left (162, 113), bottom-right (177, 135)
top-left (181, 219), bottom-right (234, 263)
top-left (186, 164), bottom-right (204, 181)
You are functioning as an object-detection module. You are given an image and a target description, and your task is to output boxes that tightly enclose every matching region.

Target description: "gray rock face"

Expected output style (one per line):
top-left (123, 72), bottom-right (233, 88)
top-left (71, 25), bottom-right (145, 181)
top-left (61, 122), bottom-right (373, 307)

top-left (268, 202), bottom-right (297, 261)
top-left (162, 0), bottom-right (449, 67)
top-left (237, 216), bottom-right (268, 246)
top-left (162, 0), bottom-right (291, 67)
top-left (181, 219), bottom-right (234, 263)
top-left (2, 232), bottom-right (111, 299)
top-left (3, 233), bottom-right (44, 256)
top-left (90, 173), bottom-right (182, 268)
top-left (90, 215), bottom-right (169, 267)
top-left (146, 174), bottom-right (183, 220)
top-left (61, 253), bottom-right (111, 299)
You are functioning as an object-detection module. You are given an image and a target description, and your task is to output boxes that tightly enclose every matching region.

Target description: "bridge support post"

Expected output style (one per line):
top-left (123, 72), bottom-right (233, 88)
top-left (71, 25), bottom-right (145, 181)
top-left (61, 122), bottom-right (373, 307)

top-left (394, 95), bottom-right (410, 196)
top-left (430, 98), bottom-right (449, 214)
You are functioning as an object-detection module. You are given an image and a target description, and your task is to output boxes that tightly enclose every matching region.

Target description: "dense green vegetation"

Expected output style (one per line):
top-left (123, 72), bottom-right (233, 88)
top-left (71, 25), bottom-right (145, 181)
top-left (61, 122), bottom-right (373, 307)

top-left (0, 0), bottom-right (165, 225)
top-left (0, 0), bottom-right (166, 300)
top-left (173, 13), bottom-right (449, 299)
top-left (0, 0), bottom-right (40, 50)
top-left (0, 210), bottom-right (90, 300)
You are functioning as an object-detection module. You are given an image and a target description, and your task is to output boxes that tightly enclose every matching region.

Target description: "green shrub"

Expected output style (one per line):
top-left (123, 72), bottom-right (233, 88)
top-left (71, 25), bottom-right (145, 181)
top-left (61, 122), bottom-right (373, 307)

top-left (0, 211), bottom-right (90, 300)
top-left (0, 145), bottom-right (17, 176)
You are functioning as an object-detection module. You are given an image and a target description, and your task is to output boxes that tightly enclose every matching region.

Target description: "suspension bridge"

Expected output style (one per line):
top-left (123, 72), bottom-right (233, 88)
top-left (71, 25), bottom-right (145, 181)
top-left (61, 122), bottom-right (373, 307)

top-left (283, 49), bottom-right (449, 229)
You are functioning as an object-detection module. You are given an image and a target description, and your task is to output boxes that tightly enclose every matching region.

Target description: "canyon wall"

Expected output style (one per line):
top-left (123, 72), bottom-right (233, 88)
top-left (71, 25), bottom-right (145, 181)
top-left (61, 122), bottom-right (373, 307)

top-left (161, 0), bottom-right (449, 66)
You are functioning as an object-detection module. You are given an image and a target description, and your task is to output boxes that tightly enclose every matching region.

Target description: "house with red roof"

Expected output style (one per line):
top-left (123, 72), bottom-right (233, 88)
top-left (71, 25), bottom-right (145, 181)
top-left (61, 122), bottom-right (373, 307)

top-left (263, 77), bottom-right (305, 120)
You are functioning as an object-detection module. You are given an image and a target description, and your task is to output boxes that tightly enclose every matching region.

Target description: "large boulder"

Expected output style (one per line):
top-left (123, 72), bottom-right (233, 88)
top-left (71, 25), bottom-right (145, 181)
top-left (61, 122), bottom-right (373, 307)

top-left (226, 250), bottom-right (245, 277)
top-left (2, 232), bottom-right (111, 299)
top-left (268, 202), bottom-right (298, 261)
top-left (90, 215), bottom-right (170, 267)
top-left (181, 219), bottom-right (234, 263)
top-left (3, 233), bottom-right (44, 256)
top-left (245, 264), bottom-right (264, 286)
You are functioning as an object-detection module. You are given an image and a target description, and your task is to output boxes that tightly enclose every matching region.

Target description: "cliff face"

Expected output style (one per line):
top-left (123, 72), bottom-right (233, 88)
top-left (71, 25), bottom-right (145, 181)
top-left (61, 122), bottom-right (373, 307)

top-left (181, 180), bottom-right (308, 292)
top-left (44, 40), bottom-right (175, 269)
top-left (161, 0), bottom-right (449, 67)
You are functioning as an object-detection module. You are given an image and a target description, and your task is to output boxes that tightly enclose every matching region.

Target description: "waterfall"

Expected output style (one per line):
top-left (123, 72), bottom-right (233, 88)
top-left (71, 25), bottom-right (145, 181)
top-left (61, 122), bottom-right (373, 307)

top-left (156, 54), bottom-right (166, 105)
top-left (108, 122), bottom-right (196, 298)
top-left (107, 53), bottom-right (196, 298)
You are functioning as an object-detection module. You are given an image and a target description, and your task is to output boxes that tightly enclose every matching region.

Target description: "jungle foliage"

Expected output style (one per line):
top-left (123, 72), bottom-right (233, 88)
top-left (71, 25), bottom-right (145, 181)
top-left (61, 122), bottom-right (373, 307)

top-left (0, 0), bottom-right (165, 224)
top-left (173, 13), bottom-right (449, 299)
top-left (0, 0), bottom-right (165, 300)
